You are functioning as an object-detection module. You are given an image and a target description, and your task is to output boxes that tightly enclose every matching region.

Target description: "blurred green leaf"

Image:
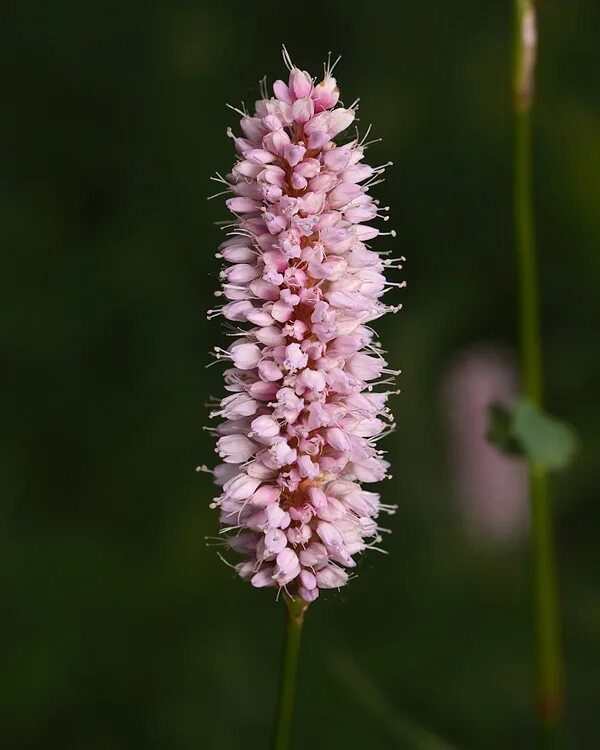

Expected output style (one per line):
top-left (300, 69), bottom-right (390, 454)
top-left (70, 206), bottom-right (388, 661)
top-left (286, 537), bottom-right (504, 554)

top-left (332, 654), bottom-right (462, 750)
top-left (488, 398), bottom-right (578, 471)
top-left (512, 399), bottom-right (579, 470)
top-left (487, 402), bottom-right (523, 456)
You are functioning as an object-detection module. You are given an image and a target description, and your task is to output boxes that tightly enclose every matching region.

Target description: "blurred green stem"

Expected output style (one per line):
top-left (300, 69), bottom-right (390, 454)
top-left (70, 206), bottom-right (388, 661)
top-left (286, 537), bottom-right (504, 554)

top-left (333, 654), bottom-right (460, 750)
top-left (272, 597), bottom-right (307, 750)
top-left (513, 1), bottom-right (564, 745)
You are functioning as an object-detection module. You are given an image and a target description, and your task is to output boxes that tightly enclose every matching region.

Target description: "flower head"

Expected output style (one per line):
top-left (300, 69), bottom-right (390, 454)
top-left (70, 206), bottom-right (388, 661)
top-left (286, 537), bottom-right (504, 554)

top-left (207, 49), bottom-right (402, 603)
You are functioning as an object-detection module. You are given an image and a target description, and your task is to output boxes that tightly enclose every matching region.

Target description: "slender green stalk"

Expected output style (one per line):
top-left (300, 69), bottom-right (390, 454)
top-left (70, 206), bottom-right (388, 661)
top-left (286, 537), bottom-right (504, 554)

top-left (333, 654), bottom-right (461, 750)
top-left (513, 1), bottom-right (564, 745)
top-left (272, 597), bottom-right (307, 750)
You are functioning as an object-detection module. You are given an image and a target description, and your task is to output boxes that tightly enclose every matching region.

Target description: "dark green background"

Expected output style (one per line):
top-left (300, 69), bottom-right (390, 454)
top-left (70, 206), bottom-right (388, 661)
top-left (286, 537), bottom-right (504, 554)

top-left (1, 1), bottom-right (598, 748)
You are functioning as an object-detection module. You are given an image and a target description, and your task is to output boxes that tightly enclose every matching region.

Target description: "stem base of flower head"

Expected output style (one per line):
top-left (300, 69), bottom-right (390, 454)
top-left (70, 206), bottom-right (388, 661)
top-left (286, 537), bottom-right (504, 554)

top-left (284, 593), bottom-right (310, 624)
top-left (273, 593), bottom-right (306, 750)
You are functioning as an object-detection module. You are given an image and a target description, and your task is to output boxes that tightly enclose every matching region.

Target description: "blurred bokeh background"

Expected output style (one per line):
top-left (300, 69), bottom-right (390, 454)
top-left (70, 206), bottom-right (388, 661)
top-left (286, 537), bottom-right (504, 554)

top-left (1, 1), bottom-right (599, 748)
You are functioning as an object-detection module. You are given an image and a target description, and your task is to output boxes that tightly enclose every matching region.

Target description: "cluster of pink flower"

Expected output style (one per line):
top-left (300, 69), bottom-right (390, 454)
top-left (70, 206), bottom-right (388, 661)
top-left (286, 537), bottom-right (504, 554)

top-left (207, 51), bottom-right (402, 603)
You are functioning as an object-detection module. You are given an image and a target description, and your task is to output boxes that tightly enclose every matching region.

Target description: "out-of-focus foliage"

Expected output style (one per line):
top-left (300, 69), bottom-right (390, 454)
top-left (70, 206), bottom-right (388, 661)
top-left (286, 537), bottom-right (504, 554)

top-left (1, 1), bottom-right (598, 748)
top-left (488, 399), bottom-right (578, 470)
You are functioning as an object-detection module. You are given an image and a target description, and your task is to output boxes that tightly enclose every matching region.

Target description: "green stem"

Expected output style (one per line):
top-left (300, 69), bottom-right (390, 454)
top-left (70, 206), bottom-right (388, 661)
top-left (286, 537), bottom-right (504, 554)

top-left (272, 597), bottom-right (307, 750)
top-left (513, 1), bottom-right (564, 745)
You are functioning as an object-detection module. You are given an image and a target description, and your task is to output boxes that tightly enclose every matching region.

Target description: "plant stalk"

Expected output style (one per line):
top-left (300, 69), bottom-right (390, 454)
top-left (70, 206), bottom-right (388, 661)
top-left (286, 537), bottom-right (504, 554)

top-left (513, 1), bottom-right (564, 745)
top-left (272, 597), bottom-right (307, 750)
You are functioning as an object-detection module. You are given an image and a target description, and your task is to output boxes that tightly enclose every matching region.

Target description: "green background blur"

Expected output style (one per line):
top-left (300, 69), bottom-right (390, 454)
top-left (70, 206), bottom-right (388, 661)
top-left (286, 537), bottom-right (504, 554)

top-left (1, 1), bottom-right (599, 748)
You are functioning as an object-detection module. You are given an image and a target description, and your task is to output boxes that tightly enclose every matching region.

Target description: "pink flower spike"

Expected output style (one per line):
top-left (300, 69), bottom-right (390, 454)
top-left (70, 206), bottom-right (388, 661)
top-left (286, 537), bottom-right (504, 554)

top-left (207, 49), bottom-right (402, 604)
